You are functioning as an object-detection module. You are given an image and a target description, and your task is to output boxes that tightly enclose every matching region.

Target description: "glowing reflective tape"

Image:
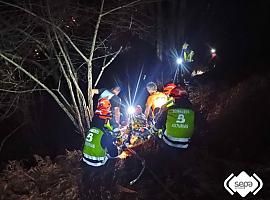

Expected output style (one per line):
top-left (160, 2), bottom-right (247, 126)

top-left (163, 136), bottom-right (188, 148)
top-left (82, 158), bottom-right (107, 167)
top-left (164, 130), bottom-right (190, 142)
top-left (83, 153), bottom-right (107, 161)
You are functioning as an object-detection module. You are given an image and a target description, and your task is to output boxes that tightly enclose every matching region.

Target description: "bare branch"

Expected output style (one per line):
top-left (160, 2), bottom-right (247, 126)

top-left (52, 89), bottom-right (72, 110)
top-left (0, 88), bottom-right (46, 93)
top-left (0, 95), bottom-right (19, 121)
top-left (94, 46), bottom-right (122, 87)
top-left (54, 32), bottom-right (89, 130)
top-left (101, 0), bottom-right (142, 17)
top-left (0, 122), bottom-right (26, 153)
top-left (55, 52), bottom-right (84, 133)
top-left (92, 51), bottom-right (119, 61)
top-left (0, 53), bottom-right (79, 130)
top-left (0, 0), bottom-right (154, 136)
top-left (0, 0), bottom-right (89, 63)
top-left (88, 0), bottom-right (104, 109)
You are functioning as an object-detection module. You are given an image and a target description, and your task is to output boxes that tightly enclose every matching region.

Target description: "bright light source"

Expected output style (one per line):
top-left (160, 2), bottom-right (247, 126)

top-left (127, 106), bottom-right (135, 115)
top-left (176, 58), bottom-right (183, 65)
top-left (211, 48), bottom-right (216, 54)
top-left (155, 98), bottom-right (167, 108)
top-left (143, 75), bottom-right (146, 80)
top-left (192, 70), bottom-right (205, 76)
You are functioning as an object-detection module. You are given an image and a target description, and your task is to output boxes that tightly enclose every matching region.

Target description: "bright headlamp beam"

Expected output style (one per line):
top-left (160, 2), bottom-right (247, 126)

top-left (176, 58), bottom-right (183, 65)
top-left (211, 48), bottom-right (216, 53)
top-left (127, 106), bottom-right (135, 115)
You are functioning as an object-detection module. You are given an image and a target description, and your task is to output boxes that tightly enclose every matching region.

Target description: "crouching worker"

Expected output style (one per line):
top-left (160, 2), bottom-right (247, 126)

top-left (81, 98), bottom-right (122, 199)
top-left (83, 98), bottom-right (121, 166)
top-left (82, 125), bottom-right (120, 167)
top-left (153, 87), bottom-right (195, 149)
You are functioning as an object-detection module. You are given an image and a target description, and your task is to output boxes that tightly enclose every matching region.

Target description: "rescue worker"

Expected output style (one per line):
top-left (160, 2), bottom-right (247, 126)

top-left (182, 42), bottom-right (194, 63)
top-left (163, 83), bottom-right (177, 108)
top-left (82, 98), bottom-right (121, 167)
top-left (145, 82), bottom-right (167, 122)
top-left (153, 87), bottom-right (195, 148)
top-left (163, 83), bottom-right (176, 96)
top-left (209, 48), bottom-right (217, 69)
top-left (162, 83), bottom-right (188, 108)
top-left (181, 43), bottom-right (195, 84)
top-left (81, 98), bottom-right (122, 199)
top-left (92, 86), bottom-right (121, 128)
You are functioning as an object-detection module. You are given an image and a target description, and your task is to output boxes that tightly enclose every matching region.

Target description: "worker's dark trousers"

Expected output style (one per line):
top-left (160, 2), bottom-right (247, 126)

top-left (80, 160), bottom-right (116, 200)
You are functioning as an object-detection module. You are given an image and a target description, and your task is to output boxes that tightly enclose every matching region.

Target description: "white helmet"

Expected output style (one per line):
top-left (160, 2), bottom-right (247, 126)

top-left (182, 42), bottom-right (189, 50)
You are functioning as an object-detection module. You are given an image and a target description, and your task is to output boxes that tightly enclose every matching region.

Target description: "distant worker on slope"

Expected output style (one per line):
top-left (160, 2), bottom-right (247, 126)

top-left (144, 82), bottom-right (167, 122)
top-left (153, 87), bottom-right (195, 148)
top-left (181, 42), bottom-right (195, 84)
top-left (182, 42), bottom-right (194, 63)
top-left (209, 48), bottom-right (217, 69)
top-left (92, 86), bottom-right (121, 128)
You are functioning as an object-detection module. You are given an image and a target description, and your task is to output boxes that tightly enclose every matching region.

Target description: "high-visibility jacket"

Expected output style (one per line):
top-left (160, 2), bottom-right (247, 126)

top-left (163, 108), bottom-right (195, 148)
top-left (146, 92), bottom-right (168, 118)
top-left (183, 50), bottom-right (194, 62)
top-left (165, 96), bottom-right (174, 108)
top-left (83, 127), bottom-right (108, 167)
top-left (154, 97), bottom-right (195, 148)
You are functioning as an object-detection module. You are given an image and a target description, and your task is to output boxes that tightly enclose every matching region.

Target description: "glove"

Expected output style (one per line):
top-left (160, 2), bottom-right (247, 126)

top-left (157, 129), bottom-right (163, 138)
top-left (113, 127), bottom-right (120, 133)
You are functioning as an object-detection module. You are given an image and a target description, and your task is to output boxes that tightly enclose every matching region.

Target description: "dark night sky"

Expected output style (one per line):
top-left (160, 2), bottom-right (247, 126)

top-left (97, 0), bottom-right (269, 104)
top-left (199, 1), bottom-right (268, 66)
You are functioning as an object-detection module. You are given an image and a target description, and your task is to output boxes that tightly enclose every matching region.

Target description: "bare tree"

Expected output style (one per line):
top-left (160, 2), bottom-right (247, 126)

top-left (0, 0), bottom-right (155, 137)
